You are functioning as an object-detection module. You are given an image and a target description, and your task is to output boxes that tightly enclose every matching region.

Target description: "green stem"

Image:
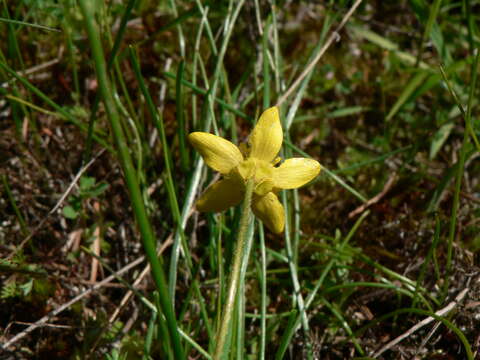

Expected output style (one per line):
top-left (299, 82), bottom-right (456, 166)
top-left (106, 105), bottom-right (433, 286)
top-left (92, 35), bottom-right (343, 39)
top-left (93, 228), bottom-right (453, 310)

top-left (2, 174), bottom-right (29, 236)
top-left (444, 49), bottom-right (479, 298)
top-left (77, 1), bottom-right (185, 359)
top-left (214, 178), bottom-right (254, 360)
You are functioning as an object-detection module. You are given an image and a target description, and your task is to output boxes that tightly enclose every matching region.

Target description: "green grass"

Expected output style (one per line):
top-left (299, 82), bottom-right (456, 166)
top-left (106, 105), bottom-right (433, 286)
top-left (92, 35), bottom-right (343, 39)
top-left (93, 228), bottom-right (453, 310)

top-left (1, 1), bottom-right (479, 359)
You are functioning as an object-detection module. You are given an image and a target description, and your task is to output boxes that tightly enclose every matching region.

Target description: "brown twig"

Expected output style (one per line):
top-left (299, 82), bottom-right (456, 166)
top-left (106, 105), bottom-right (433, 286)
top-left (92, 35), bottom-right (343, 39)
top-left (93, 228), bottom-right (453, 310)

top-left (8, 149), bottom-right (106, 259)
top-left (276, 0), bottom-right (363, 106)
top-left (108, 235), bottom-right (173, 325)
top-left (89, 225), bottom-right (102, 283)
top-left (348, 173), bottom-right (397, 218)
top-left (372, 288), bottom-right (469, 358)
top-left (2, 254), bottom-right (145, 350)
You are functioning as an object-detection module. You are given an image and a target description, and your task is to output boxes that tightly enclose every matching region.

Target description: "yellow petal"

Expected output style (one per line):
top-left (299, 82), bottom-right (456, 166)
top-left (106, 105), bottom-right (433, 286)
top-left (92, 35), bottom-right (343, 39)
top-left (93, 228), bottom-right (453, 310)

top-left (189, 132), bottom-right (243, 174)
top-left (249, 107), bottom-right (283, 162)
top-left (252, 192), bottom-right (285, 234)
top-left (196, 178), bottom-right (244, 212)
top-left (273, 158), bottom-right (321, 189)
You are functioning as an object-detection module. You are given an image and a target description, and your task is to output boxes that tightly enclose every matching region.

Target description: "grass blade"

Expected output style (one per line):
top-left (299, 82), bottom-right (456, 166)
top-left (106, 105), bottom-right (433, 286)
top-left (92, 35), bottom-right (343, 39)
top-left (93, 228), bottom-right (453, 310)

top-left (78, 1), bottom-right (185, 358)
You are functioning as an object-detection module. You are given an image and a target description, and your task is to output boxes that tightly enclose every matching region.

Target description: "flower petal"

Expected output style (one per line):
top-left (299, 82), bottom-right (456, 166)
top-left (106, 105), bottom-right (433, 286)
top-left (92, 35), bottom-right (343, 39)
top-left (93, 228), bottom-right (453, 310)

top-left (189, 132), bottom-right (243, 174)
top-left (196, 178), bottom-right (244, 212)
top-left (273, 158), bottom-right (321, 189)
top-left (252, 192), bottom-right (285, 234)
top-left (249, 107), bottom-right (283, 162)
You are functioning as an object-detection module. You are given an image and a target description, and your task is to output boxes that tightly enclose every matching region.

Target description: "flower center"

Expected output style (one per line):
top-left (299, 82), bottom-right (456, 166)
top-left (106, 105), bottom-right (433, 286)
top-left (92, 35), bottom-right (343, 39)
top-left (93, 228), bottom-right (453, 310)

top-left (235, 158), bottom-right (275, 196)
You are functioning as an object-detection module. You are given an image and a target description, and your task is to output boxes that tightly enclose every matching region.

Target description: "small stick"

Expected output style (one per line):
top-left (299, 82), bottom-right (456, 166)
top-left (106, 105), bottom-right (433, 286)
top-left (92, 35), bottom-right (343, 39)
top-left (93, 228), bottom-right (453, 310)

top-left (108, 235), bottom-right (173, 324)
top-left (276, 0), bottom-right (363, 106)
top-left (414, 321), bottom-right (441, 358)
top-left (8, 149), bottom-right (106, 259)
top-left (89, 225), bottom-right (102, 283)
top-left (0, 46), bottom-right (64, 88)
top-left (2, 254), bottom-right (146, 350)
top-left (348, 173), bottom-right (397, 218)
top-left (372, 288), bottom-right (469, 358)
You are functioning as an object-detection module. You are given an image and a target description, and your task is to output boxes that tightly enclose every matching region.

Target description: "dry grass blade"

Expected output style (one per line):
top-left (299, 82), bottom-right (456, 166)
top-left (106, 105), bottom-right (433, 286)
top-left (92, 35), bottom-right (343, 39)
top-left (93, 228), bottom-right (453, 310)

top-left (276, 0), bottom-right (363, 106)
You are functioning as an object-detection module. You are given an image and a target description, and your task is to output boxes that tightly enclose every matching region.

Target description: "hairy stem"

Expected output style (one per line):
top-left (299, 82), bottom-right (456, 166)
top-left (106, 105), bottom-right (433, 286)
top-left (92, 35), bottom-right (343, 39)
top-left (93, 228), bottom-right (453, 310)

top-left (214, 178), bottom-right (254, 359)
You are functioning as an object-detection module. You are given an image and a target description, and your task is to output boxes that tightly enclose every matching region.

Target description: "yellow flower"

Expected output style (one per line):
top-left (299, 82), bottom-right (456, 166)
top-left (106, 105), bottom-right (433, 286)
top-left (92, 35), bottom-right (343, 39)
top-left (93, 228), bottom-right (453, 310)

top-left (188, 106), bottom-right (321, 233)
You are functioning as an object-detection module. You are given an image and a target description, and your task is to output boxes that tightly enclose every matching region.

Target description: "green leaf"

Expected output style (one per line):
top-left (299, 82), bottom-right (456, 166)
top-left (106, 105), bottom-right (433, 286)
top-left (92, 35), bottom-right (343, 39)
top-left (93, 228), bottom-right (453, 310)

top-left (86, 182), bottom-right (109, 198)
top-left (351, 26), bottom-right (429, 68)
top-left (79, 176), bottom-right (96, 191)
top-left (63, 205), bottom-right (79, 219)
top-left (430, 122), bottom-right (454, 160)
top-left (386, 71), bottom-right (429, 121)
top-left (19, 279), bottom-right (34, 296)
top-left (408, 0), bottom-right (427, 18)
top-left (327, 106), bottom-right (369, 118)
top-left (1, 281), bottom-right (17, 299)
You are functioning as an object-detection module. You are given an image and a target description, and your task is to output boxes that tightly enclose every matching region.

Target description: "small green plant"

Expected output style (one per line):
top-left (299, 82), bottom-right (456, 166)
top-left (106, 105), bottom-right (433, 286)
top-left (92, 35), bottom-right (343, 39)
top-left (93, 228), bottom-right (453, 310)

top-left (105, 349), bottom-right (128, 360)
top-left (0, 257), bottom-right (47, 300)
top-left (62, 175), bottom-right (108, 220)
